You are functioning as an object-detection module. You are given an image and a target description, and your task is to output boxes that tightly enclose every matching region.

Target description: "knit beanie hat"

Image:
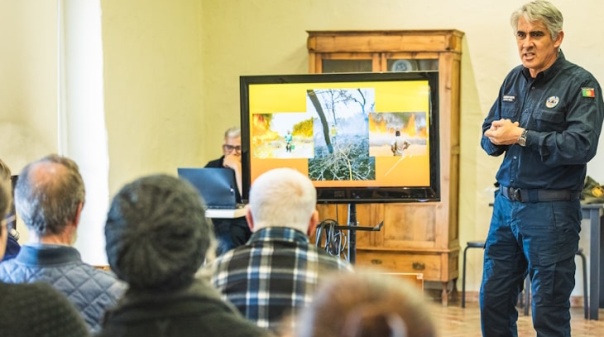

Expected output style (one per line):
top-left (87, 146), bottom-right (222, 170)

top-left (105, 174), bottom-right (212, 290)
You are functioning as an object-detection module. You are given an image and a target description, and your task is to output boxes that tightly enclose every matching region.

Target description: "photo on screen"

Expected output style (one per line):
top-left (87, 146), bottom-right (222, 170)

top-left (251, 112), bottom-right (314, 159)
top-left (307, 88), bottom-right (375, 181)
top-left (240, 72), bottom-right (440, 203)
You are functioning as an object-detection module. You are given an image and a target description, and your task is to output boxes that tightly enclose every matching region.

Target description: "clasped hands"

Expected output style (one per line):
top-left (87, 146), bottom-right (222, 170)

top-left (484, 119), bottom-right (524, 145)
top-left (223, 153), bottom-right (241, 172)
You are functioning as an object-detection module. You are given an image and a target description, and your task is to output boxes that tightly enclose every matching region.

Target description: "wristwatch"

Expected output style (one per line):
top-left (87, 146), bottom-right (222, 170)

top-left (517, 129), bottom-right (528, 147)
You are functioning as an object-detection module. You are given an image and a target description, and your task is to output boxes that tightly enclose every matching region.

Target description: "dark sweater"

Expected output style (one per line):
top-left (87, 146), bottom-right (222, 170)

top-left (0, 282), bottom-right (89, 337)
top-left (97, 279), bottom-right (271, 337)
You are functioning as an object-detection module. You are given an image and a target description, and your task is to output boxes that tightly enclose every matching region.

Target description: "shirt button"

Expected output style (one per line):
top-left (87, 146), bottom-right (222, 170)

top-left (513, 156), bottom-right (517, 160)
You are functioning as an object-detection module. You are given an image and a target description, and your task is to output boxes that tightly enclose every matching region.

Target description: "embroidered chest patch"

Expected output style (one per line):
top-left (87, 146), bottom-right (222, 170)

top-left (545, 96), bottom-right (560, 108)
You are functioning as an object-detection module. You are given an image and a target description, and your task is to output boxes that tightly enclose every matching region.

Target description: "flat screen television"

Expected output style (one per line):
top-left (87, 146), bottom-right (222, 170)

top-left (239, 71), bottom-right (440, 204)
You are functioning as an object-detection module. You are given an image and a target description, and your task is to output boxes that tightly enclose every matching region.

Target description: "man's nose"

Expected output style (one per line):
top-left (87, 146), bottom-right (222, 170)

top-left (522, 36), bottom-right (534, 48)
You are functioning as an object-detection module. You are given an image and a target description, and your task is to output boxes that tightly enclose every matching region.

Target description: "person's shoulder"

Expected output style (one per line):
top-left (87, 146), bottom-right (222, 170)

top-left (81, 263), bottom-right (124, 286)
top-left (1, 282), bottom-right (90, 337)
top-left (501, 64), bottom-right (525, 81)
top-left (562, 59), bottom-right (602, 86)
top-left (0, 283), bottom-right (64, 308)
top-left (213, 244), bottom-right (253, 267)
top-left (205, 157), bottom-right (224, 168)
top-left (0, 257), bottom-right (24, 281)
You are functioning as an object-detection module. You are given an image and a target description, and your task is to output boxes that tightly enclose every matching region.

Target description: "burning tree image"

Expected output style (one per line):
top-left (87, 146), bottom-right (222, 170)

top-left (251, 113), bottom-right (314, 159)
top-left (367, 112), bottom-right (429, 157)
top-left (306, 88), bottom-right (376, 181)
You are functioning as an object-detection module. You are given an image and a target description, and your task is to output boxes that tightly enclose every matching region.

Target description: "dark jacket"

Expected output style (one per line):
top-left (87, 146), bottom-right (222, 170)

top-left (0, 244), bottom-right (124, 333)
top-left (97, 279), bottom-right (271, 337)
top-left (205, 156), bottom-right (225, 168)
top-left (0, 282), bottom-right (90, 337)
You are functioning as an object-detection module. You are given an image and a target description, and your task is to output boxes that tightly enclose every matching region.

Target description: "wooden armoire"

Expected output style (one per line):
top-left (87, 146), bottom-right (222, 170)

top-left (307, 30), bottom-right (463, 305)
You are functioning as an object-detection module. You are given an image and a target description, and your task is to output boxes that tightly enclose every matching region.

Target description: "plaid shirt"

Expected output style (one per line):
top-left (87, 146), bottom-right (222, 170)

top-left (210, 226), bottom-right (352, 332)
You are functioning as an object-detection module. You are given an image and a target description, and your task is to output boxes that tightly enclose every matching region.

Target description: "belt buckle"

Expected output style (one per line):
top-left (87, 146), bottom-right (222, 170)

top-left (510, 187), bottom-right (522, 202)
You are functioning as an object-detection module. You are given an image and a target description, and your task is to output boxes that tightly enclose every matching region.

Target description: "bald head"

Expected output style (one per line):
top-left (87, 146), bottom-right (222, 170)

top-left (15, 154), bottom-right (85, 236)
top-left (247, 168), bottom-right (317, 233)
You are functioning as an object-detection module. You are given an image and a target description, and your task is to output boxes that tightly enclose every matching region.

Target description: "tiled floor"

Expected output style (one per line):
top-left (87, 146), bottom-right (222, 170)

top-left (431, 301), bottom-right (604, 337)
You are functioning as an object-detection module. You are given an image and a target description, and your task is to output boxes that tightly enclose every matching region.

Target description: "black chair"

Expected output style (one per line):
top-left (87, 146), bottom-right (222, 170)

top-left (522, 248), bottom-right (588, 318)
top-left (461, 240), bottom-right (485, 308)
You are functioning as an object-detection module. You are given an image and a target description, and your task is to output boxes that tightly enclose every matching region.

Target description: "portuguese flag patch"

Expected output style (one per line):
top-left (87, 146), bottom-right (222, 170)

top-left (582, 87), bottom-right (595, 98)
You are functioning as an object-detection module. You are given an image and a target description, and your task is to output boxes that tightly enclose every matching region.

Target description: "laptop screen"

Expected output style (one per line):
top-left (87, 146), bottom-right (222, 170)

top-left (177, 168), bottom-right (242, 208)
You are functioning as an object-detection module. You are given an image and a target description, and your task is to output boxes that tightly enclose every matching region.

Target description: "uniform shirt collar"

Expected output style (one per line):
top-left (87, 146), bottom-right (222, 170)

top-left (249, 226), bottom-right (309, 244)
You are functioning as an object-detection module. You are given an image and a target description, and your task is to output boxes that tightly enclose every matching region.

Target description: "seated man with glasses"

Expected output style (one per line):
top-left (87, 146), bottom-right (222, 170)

top-left (205, 127), bottom-right (243, 194)
top-left (205, 127), bottom-right (251, 256)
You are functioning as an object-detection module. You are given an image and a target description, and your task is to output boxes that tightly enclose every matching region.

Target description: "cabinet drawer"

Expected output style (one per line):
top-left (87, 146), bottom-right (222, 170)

top-left (355, 251), bottom-right (442, 280)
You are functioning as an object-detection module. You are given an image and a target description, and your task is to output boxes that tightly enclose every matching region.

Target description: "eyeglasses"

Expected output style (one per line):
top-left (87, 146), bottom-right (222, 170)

top-left (223, 144), bottom-right (242, 153)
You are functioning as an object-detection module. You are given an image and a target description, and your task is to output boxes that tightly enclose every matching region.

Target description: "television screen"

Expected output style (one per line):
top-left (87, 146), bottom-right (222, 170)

top-left (240, 71), bottom-right (440, 203)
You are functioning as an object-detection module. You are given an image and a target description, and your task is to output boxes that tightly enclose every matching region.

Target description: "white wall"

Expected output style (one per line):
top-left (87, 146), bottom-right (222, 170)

top-left (102, 0), bottom-right (206, 194)
top-left (0, 0), bottom-right (58, 171)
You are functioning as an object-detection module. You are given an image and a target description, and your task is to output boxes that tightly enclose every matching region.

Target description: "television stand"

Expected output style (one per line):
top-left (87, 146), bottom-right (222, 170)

top-left (317, 202), bottom-right (383, 264)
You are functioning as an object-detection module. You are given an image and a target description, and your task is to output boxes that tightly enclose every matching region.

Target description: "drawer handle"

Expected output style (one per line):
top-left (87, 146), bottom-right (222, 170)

top-left (370, 259), bottom-right (383, 265)
top-left (412, 262), bottom-right (425, 271)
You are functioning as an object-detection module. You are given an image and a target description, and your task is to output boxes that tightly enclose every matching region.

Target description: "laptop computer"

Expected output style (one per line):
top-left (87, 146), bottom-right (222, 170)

top-left (177, 167), bottom-right (245, 209)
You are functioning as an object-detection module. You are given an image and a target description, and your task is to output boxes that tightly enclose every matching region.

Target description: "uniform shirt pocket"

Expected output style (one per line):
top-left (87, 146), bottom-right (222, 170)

top-left (532, 109), bottom-right (566, 132)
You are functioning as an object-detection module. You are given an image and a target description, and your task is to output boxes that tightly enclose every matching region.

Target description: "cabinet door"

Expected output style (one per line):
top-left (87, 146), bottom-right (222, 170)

top-left (311, 53), bottom-right (440, 73)
top-left (386, 58), bottom-right (438, 72)
top-left (310, 52), bottom-right (379, 73)
top-left (383, 52), bottom-right (439, 73)
top-left (356, 203), bottom-right (438, 250)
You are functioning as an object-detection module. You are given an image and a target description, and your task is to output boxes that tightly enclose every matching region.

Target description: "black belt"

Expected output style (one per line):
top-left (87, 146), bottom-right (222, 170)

top-left (500, 186), bottom-right (580, 203)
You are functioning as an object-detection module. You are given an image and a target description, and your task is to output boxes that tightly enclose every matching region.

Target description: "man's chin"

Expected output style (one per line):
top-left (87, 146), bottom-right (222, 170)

top-left (521, 55), bottom-right (537, 67)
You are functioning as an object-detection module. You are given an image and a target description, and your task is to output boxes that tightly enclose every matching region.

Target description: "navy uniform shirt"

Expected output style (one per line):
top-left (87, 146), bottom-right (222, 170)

top-left (481, 51), bottom-right (604, 191)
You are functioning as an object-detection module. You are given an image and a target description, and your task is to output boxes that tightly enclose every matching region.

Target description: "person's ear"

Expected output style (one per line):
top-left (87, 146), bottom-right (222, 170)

top-left (245, 205), bottom-right (255, 231)
top-left (307, 210), bottom-right (319, 236)
top-left (72, 202), bottom-right (84, 227)
top-left (554, 30), bottom-right (564, 49)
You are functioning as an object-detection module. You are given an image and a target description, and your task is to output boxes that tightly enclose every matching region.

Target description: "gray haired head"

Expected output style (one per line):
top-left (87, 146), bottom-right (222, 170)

top-left (224, 127), bottom-right (241, 140)
top-left (15, 154), bottom-right (85, 236)
top-left (510, 0), bottom-right (563, 40)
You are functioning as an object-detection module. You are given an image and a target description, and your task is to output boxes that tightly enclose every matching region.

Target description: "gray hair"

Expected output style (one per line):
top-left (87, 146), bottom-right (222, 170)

top-left (510, 0), bottom-right (563, 40)
top-left (15, 154), bottom-right (85, 236)
top-left (248, 168), bottom-right (316, 232)
top-left (105, 174), bottom-right (213, 290)
top-left (224, 127), bottom-right (241, 140)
